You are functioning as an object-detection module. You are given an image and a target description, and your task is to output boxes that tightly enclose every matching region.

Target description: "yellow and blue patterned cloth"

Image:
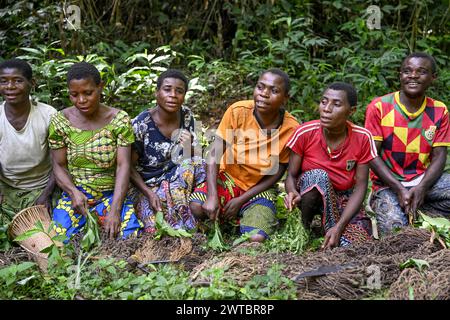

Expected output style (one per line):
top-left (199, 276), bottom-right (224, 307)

top-left (49, 110), bottom-right (142, 240)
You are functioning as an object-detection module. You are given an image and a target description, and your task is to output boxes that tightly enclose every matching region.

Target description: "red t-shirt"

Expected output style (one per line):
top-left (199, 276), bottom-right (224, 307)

top-left (287, 120), bottom-right (378, 191)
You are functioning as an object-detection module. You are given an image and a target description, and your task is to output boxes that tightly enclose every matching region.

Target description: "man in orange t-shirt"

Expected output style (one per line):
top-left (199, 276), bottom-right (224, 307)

top-left (190, 68), bottom-right (299, 242)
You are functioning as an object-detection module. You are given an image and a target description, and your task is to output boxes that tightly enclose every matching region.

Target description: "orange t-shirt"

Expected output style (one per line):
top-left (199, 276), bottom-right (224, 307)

top-left (216, 100), bottom-right (300, 191)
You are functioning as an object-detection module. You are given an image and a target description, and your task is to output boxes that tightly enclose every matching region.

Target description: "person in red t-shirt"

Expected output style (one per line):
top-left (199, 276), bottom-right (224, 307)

top-left (365, 52), bottom-right (450, 235)
top-left (285, 82), bottom-right (377, 249)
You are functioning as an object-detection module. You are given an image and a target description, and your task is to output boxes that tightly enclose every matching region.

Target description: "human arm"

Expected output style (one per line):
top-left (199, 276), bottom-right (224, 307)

top-left (34, 170), bottom-right (56, 214)
top-left (408, 146), bottom-right (447, 218)
top-left (201, 137), bottom-right (226, 221)
top-left (104, 145), bottom-right (131, 239)
top-left (51, 148), bottom-right (88, 216)
top-left (322, 163), bottom-right (369, 249)
top-left (129, 149), bottom-right (161, 212)
top-left (284, 151), bottom-right (303, 211)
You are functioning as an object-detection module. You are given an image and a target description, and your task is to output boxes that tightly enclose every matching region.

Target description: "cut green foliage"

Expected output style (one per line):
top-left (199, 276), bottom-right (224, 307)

top-left (207, 221), bottom-right (229, 252)
top-left (232, 229), bottom-right (259, 247)
top-left (418, 212), bottom-right (450, 248)
top-left (154, 211), bottom-right (192, 240)
top-left (81, 211), bottom-right (101, 252)
top-left (264, 207), bottom-right (309, 254)
top-left (400, 258), bottom-right (430, 272)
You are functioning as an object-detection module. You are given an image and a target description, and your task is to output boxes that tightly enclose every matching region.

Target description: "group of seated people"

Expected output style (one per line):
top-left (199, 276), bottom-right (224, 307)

top-left (0, 51), bottom-right (449, 250)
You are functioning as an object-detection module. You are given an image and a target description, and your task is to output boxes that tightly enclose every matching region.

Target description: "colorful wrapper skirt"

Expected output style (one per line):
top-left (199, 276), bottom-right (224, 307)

top-left (298, 169), bottom-right (372, 246)
top-left (52, 185), bottom-right (143, 241)
top-left (190, 171), bottom-right (278, 238)
top-left (132, 157), bottom-right (206, 233)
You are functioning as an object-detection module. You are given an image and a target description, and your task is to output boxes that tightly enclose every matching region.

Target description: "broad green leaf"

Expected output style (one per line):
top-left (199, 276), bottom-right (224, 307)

top-left (14, 229), bottom-right (41, 242)
top-left (40, 245), bottom-right (54, 254)
top-left (400, 258), bottom-right (430, 272)
top-left (176, 228), bottom-right (193, 238)
top-left (16, 261), bottom-right (37, 273)
top-left (35, 220), bottom-right (45, 232)
top-left (420, 213), bottom-right (450, 229)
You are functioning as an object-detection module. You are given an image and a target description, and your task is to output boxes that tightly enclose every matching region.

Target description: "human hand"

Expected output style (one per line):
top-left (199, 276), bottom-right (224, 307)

top-left (395, 186), bottom-right (412, 214)
top-left (284, 191), bottom-right (301, 211)
top-left (178, 129), bottom-right (193, 152)
top-left (145, 189), bottom-right (162, 212)
top-left (103, 211), bottom-right (121, 239)
top-left (35, 193), bottom-right (51, 214)
top-left (71, 190), bottom-right (89, 216)
top-left (223, 197), bottom-right (245, 220)
top-left (202, 196), bottom-right (220, 221)
top-left (322, 225), bottom-right (343, 250)
top-left (408, 185), bottom-right (426, 223)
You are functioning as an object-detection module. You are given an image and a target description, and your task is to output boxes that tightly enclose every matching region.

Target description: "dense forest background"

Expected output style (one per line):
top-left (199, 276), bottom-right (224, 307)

top-left (0, 0), bottom-right (449, 125)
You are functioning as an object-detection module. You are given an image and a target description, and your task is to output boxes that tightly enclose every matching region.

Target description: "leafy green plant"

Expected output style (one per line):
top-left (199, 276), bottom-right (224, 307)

top-left (418, 212), bottom-right (450, 249)
top-left (0, 261), bottom-right (36, 288)
top-left (232, 229), bottom-right (259, 247)
top-left (14, 220), bottom-right (68, 268)
top-left (0, 226), bottom-right (12, 251)
top-left (400, 258), bottom-right (430, 272)
top-left (240, 264), bottom-right (296, 300)
top-left (264, 206), bottom-right (309, 254)
top-left (194, 267), bottom-right (239, 299)
top-left (207, 221), bottom-right (229, 252)
top-left (154, 211), bottom-right (192, 240)
top-left (81, 211), bottom-right (101, 252)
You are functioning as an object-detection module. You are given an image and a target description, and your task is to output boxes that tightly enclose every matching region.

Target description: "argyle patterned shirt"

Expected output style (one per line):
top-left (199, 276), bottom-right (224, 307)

top-left (365, 91), bottom-right (450, 190)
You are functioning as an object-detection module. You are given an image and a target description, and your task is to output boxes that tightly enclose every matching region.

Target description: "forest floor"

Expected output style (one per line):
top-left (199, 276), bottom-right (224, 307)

top-left (1, 226), bottom-right (449, 300)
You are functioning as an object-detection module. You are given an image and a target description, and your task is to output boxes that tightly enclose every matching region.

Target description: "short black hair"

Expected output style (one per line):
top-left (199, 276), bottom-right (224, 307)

top-left (260, 68), bottom-right (290, 95)
top-left (402, 52), bottom-right (437, 74)
top-left (156, 69), bottom-right (188, 91)
top-left (67, 61), bottom-right (101, 85)
top-left (325, 82), bottom-right (357, 107)
top-left (0, 58), bottom-right (33, 80)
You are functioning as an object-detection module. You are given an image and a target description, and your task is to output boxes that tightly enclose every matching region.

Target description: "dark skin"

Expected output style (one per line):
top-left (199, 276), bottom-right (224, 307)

top-left (368, 57), bottom-right (445, 220)
top-left (52, 77), bottom-right (130, 239)
top-left (190, 72), bottom-right (289, 243)
top-left (284, 89), bottom-right (369, 250)
top-left (130, 77), bottom-right (192, 212)
top-left (0, 67), bottom-right (56, 211)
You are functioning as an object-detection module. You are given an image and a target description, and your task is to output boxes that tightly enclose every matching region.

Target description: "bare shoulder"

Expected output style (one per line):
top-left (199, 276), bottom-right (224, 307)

top-left (103, 105), bottom-right (121, 121)
top-left (62, 106), bottom-right (76, 120)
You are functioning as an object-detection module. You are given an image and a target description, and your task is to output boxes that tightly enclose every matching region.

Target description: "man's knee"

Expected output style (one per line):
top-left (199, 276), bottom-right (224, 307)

top-left (371, 189), bottom-right (408, 234)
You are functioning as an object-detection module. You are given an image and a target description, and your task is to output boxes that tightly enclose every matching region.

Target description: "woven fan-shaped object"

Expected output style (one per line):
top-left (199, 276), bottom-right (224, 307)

top-left (8, 205), bottom-right (54, 271)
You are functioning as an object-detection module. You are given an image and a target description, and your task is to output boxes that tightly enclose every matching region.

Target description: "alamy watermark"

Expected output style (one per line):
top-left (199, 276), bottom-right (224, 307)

top-left (366, 5), bottom-right (381, 30)
top-left (365, 264), bottom-right (381, 290)
top-left (169, 120), bottom-right (281, 175)
top-left (64, 4), bottom-right (81, 30)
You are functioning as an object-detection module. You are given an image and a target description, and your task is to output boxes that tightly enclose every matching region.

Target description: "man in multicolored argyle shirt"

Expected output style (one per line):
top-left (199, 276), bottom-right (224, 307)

top-left (365, 52), bottom-right (450, 235)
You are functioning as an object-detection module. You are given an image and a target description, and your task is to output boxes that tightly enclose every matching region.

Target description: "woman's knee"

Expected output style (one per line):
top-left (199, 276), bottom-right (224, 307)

top-left (189, 202), bottom-right (205, 219)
